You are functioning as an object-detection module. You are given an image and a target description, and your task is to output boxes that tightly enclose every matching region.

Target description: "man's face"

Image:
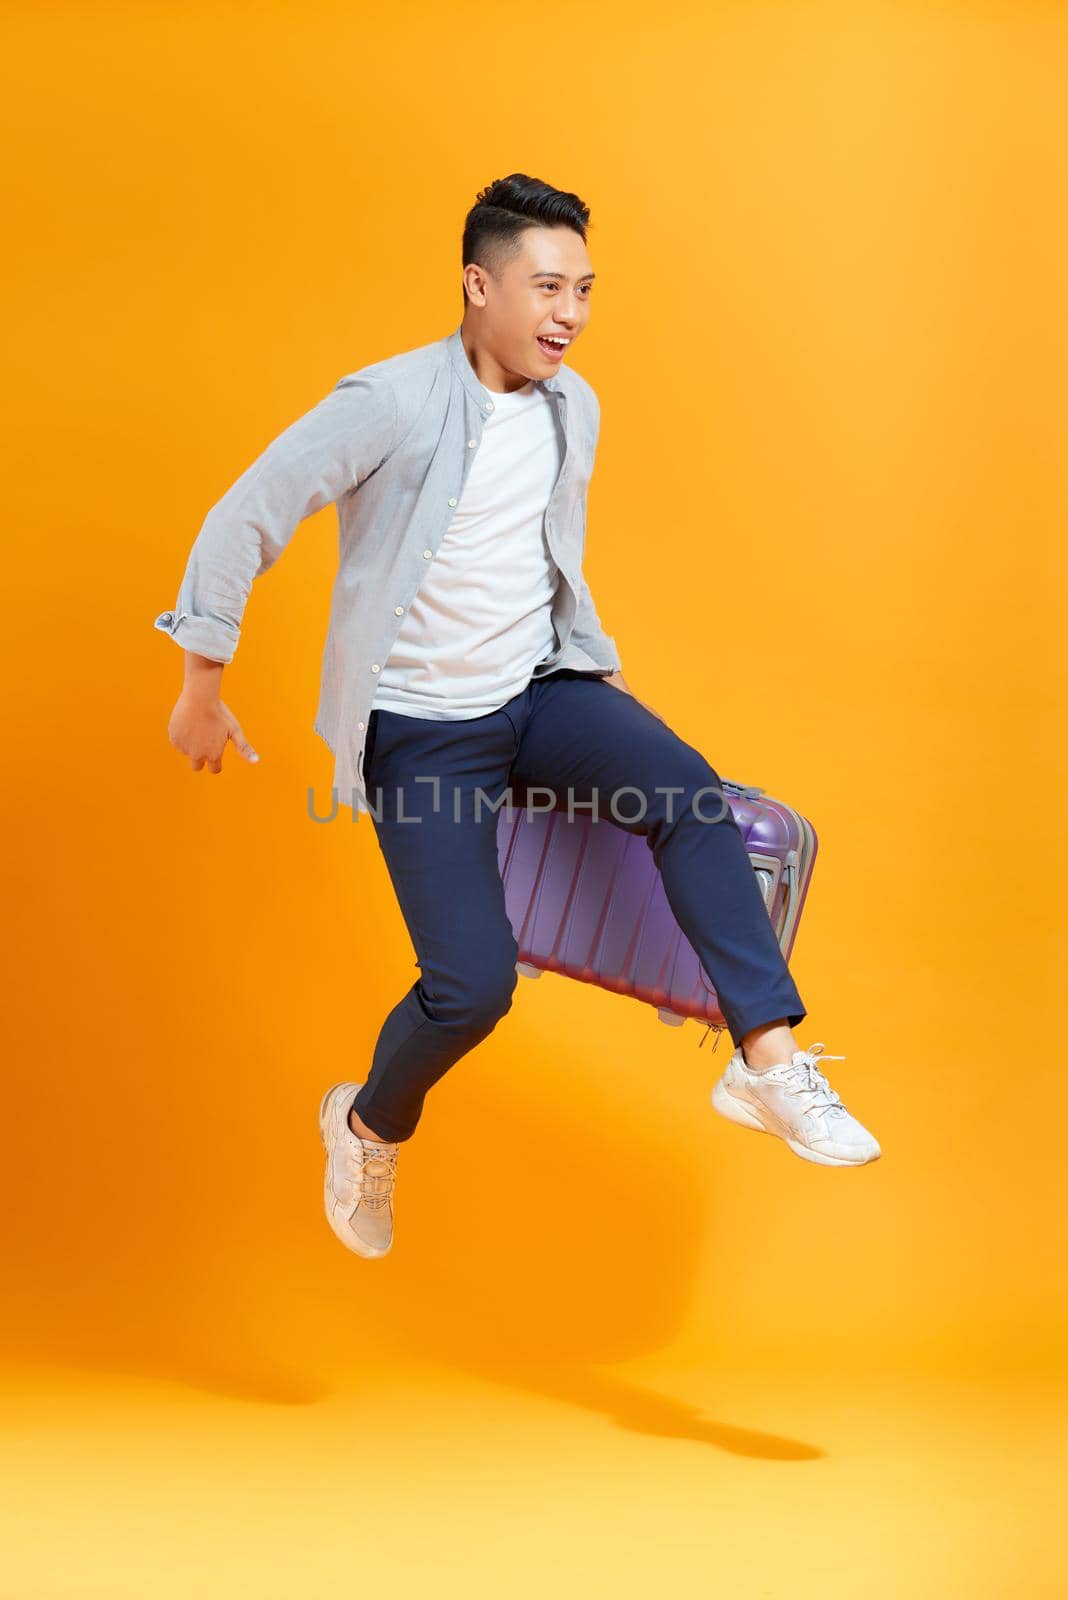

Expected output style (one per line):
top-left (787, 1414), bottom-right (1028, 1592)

top-left (473, 225), bottom-right (595, 381)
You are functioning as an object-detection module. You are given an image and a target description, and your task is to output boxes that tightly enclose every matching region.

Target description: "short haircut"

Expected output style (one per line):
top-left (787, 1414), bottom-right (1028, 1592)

top-left (461, 172), bottom-right (591, 309)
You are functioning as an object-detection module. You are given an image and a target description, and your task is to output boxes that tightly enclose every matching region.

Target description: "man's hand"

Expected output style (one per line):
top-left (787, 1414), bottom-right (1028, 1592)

top-left (602, 670), bottom-right (666, 725)
top-left (167, 654), bottom-right (259, 774)
top-left (168, 691), bottom-right (259, 773)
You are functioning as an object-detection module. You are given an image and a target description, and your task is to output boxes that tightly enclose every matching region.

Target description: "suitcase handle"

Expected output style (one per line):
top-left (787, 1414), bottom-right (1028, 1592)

top-left (721, 779), bottom-right (808, 952)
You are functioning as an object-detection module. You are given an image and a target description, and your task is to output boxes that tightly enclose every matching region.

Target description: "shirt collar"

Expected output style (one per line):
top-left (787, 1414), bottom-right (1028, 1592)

top-left (445, 323), bottom-right (561, 407)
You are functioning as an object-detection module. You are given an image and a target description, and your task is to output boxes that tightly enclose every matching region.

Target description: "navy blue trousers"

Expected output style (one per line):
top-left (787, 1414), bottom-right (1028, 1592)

top-left (352, 668), bottom-right (807, 1141)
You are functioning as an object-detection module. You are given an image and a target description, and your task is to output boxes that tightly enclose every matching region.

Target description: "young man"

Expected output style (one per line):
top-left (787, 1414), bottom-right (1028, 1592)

top-left (155, 173), bottom-right (881, 1262)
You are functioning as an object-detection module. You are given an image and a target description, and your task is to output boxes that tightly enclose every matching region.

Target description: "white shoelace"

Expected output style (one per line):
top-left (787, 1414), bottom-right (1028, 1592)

top-left (777, 1042), bottom-right (849, 1117)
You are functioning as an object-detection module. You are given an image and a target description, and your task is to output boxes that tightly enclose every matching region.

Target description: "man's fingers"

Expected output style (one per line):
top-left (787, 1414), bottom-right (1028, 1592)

top-left (175, 713), bottom-right (258, 773)
top-left (227, 725), bottom-right (260, 764)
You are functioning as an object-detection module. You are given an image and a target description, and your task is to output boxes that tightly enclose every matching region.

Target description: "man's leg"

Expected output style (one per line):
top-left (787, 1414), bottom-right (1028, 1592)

top-left (350, 705), bottom-right (521, 1143)
top-left (509, 672), bottom-right (807, 1059)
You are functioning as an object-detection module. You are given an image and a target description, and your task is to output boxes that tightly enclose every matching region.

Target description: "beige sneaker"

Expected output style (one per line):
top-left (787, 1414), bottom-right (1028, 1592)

top-left (318, 1081), bottom-right (400, 1258)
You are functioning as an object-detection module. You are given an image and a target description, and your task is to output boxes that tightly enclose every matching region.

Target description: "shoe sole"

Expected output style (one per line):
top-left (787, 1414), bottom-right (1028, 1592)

top-left (318, 1081), bottom-right (393, 1259)
top-left (710, 1079), bottom-right (881, 1167)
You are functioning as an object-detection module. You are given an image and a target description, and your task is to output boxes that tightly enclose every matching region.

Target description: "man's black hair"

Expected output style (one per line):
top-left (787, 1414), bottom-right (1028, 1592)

top-left (461, 173), bottom-right (591, 310)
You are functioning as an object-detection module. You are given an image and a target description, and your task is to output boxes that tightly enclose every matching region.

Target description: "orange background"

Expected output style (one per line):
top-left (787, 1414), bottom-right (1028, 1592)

top-left (4, 1), bottom-right (1066, 1594)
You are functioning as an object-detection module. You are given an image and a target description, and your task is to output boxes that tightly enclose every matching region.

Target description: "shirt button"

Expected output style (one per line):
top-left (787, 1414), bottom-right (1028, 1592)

top-left (423, 548), bottom-right (432, 559)
top-left (394, 605), bottom-right (404, 615)
top-left (447, 497), bottom-right (458, 507)
top-left (357, 721), bottom-right (365, 730)
top-left (467, 438), bottom-right (476, 448)
top-left (485, 401), bottom-right (494, 411)
top-left (371, 663), bottom-right (380, 673)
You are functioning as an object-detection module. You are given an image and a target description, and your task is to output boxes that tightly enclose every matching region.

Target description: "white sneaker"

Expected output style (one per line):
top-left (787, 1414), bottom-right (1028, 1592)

top-left (710, 1042), bottom-right (882, 1167)
top-left (318, 1081), bottom-right (401, 1258)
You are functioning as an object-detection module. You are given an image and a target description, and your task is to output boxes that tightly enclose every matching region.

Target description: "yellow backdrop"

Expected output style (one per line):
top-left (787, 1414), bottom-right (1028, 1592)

top-left (4, 0), bottom-right (1065, 1594)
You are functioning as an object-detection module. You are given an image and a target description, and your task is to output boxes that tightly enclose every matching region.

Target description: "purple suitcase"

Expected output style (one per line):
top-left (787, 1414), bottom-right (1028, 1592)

top-left (495, 779), bottom-right (818, 1051)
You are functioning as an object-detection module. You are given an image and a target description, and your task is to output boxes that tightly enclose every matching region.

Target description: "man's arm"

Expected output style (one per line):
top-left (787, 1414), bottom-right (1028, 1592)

top-left (572, 575), bottom-right (663, 720)
top-left (602, 668), bottom-right (666, 723)
top-left (153, 371), bottom-right (398, 664)
top-left (570, 572), bottom-right (622, 674)
top-left (574, 386), bottom-right (662, 721)
top-left (568, 388), bottom-right (620, 668)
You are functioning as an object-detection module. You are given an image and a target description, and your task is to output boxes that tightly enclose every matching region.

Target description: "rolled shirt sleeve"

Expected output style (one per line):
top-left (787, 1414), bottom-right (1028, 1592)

top-left (153, 372), bottom-right (398, 663)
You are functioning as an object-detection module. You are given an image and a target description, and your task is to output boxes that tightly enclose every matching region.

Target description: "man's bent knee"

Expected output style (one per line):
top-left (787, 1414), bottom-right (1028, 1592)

top-left (464, 955), bottom-right (520, 1029)
top-left (423, 947), bottom-right (519, 1032)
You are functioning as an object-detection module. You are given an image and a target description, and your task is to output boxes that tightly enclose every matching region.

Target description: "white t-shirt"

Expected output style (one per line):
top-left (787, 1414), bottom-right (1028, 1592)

top-left (370, 377), bottom-right (563, 719)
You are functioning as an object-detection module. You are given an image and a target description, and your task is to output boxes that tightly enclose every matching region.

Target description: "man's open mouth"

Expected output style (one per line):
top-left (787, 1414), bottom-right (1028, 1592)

top-left (536, 335), bottom-right (569, 359)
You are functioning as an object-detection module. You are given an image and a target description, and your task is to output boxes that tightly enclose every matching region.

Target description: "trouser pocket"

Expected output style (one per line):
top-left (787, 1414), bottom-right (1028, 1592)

top-left (361, 709), bottom-right (381, 785)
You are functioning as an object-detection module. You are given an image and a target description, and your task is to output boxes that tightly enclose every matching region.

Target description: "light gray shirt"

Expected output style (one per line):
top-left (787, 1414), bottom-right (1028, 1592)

top-left (153, 322), bottom-right (622, 812)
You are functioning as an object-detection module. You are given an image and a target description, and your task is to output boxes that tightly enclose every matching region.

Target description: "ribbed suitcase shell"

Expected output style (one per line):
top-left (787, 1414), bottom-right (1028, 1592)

top-left (495, 778), bottom-right (818, 1045)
